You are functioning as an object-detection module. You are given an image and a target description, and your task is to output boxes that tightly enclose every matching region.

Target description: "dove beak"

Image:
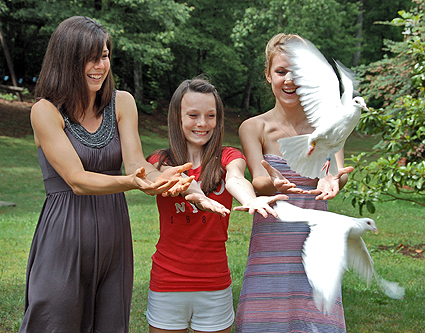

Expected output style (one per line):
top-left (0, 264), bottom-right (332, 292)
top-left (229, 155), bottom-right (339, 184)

top-left (374, 228), bottom-right (378, 234)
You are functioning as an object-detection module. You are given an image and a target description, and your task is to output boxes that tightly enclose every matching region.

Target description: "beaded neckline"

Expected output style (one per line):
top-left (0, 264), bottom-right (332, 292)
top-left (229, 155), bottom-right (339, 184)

top-left (62, 91), bottom-right (116, 149)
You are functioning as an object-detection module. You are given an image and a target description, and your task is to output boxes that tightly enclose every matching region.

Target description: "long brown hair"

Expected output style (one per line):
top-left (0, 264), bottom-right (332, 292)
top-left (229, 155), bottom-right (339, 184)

top-left (153, 78), bottom-right (224, 196)
top-left (34, 16), bottom-right (114, 122)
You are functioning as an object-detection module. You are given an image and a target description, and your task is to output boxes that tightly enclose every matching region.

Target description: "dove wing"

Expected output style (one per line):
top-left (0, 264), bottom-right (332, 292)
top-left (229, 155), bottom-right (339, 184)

top-left (347, 224), bottom-right (406, 300)
top-left (302, 215), bottom-right (351, 314)
top-left (285, 38), bottom-right (342, 128)
top-left (335, 60), bottom-right (358, 108)
top-left (346, 237), bottom-right (375, 285)
top-left (274, 202), bottom-right (351, 314)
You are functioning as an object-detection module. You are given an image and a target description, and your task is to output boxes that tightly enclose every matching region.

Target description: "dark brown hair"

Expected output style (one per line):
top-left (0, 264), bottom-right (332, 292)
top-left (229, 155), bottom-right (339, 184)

top-left (152, 78), bottom-right (225, 196)
top-left (34, 16), bottom-right (114, 122)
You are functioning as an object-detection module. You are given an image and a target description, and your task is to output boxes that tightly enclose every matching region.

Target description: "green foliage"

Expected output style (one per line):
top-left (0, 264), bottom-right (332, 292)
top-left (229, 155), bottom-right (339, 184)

top-left (232, 0), bottom-right (360, 66)
top-left (1, 0), bottom-right (411, 113)
top-left (345, 0), bottom-right (425, 213)
top-left (359, 0), bottom-right (412, 65)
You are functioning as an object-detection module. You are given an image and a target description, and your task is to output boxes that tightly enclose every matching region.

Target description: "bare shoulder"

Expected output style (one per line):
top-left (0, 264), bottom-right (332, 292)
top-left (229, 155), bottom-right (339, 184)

top-left (115, 90), bottom-right (136, 107)
top-left (115, 90), bottom-right (137, 121)
top-left (239, 111), bottom-right (272, 135)
top-left (31, 99), bottom-right (63, 127)
top-left (30, 99), bottom-right (65, 147)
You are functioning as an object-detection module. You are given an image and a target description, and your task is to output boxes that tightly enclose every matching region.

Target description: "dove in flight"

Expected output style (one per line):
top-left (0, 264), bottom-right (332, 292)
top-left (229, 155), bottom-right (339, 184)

top-left (274, 201), bottom-right (405, 314)
top-left (277, 38), bottom-right (368, 179)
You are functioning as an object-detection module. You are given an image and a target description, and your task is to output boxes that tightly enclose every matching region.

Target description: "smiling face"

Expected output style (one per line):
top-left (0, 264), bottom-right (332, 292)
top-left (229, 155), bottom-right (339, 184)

top-left (266, 52), bottom-right (300, 109)
top-left (180, 91), bottom-right (217, 151)
top-left (84, 42), bottom-right (110, 95)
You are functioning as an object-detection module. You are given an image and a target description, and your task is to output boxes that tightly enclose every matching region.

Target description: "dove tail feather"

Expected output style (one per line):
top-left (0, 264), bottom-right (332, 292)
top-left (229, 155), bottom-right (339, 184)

top-left (374, 274), bottom-right (405, 300)
top-left (278, 135), bottom-right (338, 178)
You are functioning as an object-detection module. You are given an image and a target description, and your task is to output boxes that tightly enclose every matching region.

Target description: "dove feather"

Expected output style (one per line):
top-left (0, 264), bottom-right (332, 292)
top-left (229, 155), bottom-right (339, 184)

top-left (346, 237), bottom-right (374, 284)
top-left (285, 39), bottom-right (342, 129)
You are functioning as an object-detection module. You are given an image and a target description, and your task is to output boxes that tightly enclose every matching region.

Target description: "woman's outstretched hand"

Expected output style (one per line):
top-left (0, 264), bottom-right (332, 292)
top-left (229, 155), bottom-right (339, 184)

top-left (261, 160), bottom-right (306, 194)
top-left (307, 166), bottom-right (354, 200)
top-left (184, 193), bottom-right (230, 217)
top-left (132, 162), bottom-right (195, 196)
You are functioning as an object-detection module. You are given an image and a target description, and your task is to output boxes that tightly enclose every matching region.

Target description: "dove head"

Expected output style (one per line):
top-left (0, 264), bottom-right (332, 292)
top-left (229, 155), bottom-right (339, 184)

top-left (358, 218), bottom-right (378, 234)
top-left (352, 96), bottom-right (368, 111)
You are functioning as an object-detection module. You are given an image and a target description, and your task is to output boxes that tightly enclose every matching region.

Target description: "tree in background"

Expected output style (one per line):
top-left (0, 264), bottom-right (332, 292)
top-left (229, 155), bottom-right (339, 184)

top-left (0, 0), bottom-right (76, 83)
top-left (97, 0), bottom-right (191, 109)
top-left (359, 0), bottom-right (413, 65)
top-left (344, 0), bottom-right (425, 213)
top-left (157, 0), bottom-right (247, 108)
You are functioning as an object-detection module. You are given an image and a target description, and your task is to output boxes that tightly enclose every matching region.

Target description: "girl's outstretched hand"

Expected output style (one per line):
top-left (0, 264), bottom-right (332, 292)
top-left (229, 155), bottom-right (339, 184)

top-left (233, 194), bottom-right (288, 218)
top-left (184, 193), bottom-right (230, 217)
top-left (261, 160), bottom-right (306, 194)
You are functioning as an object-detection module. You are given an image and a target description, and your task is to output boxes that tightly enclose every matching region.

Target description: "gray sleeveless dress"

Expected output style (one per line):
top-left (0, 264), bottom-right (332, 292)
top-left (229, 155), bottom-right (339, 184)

top-left (19, 91), bottom-right (134, 333)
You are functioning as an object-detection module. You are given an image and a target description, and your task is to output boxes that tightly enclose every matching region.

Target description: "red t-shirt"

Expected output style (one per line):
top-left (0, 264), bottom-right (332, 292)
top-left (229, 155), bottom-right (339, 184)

top-left (147, 147), bottom-right (246, 292)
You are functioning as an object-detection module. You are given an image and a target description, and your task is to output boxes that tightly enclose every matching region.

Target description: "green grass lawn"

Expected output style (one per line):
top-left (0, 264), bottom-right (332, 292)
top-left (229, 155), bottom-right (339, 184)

top-left (1, 130), bottom-right (424, 332)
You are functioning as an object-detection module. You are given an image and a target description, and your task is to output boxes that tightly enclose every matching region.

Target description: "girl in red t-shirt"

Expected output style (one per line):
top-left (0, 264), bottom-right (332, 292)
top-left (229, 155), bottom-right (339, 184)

top-left (145, 78), bottom-right (288, 333)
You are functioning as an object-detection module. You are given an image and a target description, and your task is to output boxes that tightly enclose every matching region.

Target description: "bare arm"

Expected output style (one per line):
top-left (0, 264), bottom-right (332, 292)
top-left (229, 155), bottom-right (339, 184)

top-left (32, 94), bottom-right (191, 196)
top-left (32, 98), bottom-right (143, 195)
top-left (154, 164), bottom-right (230, 216)
top-left (225, 158), bottom-right (288, 218)
top-left (239, 118), bottom-right (301, 195)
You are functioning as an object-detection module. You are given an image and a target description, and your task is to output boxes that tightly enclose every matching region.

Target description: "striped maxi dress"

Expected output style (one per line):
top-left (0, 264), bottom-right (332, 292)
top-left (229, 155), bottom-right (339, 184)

top-left (235, 154), bottom-right (346, 333)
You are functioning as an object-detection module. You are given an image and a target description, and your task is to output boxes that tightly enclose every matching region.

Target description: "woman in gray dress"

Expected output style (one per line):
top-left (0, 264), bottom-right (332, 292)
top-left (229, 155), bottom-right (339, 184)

top-left (19, 16), bottom-right (194, 333)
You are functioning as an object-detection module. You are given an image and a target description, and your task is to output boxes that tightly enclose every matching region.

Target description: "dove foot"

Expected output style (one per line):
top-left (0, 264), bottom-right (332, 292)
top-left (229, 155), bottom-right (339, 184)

top-left (321, 158), bottom-right (331, 174)
top-left (307, 142), bottom-right (316, 156)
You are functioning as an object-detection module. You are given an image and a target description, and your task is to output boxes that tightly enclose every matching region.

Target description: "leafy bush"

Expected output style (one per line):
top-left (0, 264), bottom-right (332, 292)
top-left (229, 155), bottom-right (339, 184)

top-left (345, 0), bottom-right (425, 213)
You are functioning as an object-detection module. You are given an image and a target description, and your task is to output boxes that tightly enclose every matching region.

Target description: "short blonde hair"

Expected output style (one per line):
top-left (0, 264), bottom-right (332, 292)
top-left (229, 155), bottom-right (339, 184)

top-left (265, 33), bottom-right (304, 77)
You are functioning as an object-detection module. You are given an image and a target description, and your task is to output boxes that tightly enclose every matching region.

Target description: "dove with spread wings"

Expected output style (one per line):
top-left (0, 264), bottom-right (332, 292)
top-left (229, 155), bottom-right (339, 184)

top-left (274, 201), bottom-right (405, 314)
top-left (277, 38), bottom-right (368, 179)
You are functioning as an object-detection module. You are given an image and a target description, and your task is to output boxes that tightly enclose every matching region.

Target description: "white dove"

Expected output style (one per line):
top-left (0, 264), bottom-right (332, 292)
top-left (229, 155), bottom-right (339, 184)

top-left (277, 38), bottom-right (368, 179)
top-left (274, 200), bottom-right (405, 314)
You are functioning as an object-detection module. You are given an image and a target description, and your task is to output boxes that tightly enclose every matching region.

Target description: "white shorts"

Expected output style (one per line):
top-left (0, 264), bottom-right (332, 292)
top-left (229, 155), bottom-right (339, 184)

top-left (146, 286), bottom-right (235, 332)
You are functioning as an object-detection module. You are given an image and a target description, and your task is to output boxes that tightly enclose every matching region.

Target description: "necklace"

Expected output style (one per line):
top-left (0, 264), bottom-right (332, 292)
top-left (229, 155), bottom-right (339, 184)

top-left (273, 109), bottom-right (307, 137)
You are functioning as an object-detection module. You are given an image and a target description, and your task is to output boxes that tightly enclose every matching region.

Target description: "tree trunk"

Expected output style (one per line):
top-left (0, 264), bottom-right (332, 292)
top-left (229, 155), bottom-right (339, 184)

top-left (94, 0), bottom-right (102, 11)
top-left (134, 62), bottom-right (143, 103)
top-left (352, 0), bottom-right (364, 66)
top-left (241, 73), bottom-right (252, 112)
top-left (0, 19), bottom-right (21, 101)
